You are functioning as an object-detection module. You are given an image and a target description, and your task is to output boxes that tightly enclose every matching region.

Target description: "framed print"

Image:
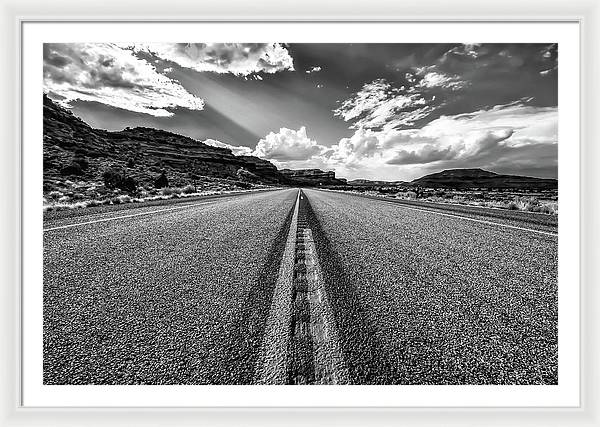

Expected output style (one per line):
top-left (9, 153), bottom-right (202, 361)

top-left (1, 0), bottom-right (599, 426)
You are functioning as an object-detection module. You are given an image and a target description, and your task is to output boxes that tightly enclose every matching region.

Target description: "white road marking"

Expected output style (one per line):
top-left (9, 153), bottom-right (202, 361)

top-left (255, 190), bottom-right (301, 384)
top-left (43, 200), bottom-right (217, 232)
top-left (303, 228), bottom-right (349, 384)
top-left (380, 200), bottom-right (558, 237)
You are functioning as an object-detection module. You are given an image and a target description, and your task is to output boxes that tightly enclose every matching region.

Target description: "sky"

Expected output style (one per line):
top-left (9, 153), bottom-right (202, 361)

top-left (43, 42), bottom-right (558, 181)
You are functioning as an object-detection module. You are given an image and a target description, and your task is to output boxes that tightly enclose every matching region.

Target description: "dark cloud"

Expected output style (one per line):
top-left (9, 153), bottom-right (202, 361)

top-left (387, 145), bottom-right (456, 165)
top-left (43, 45), bottom-right (72, 68)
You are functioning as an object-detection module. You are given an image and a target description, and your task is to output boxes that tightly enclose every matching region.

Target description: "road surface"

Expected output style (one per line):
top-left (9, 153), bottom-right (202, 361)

top-left (43, 188), bottom-right (557, 385)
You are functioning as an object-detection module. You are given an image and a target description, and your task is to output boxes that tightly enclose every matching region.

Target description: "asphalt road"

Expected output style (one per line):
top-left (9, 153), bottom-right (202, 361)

top-left (303, 189), bottom-right (557, 384)
top-left (44, 188), bottom-right (297, 384)
top-left (43, 188), bottom-right (558, 385)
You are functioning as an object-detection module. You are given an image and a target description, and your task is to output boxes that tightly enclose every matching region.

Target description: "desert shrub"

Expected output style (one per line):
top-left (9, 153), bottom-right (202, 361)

top-left (102, 168), bottom-right (137, 192)
top-left (117, 195), bottom-right (131, 203)
top-left (182, 185), bottom-right (196, 194)
top-left (235, 181), bottom-right (252, 189)
top-left (121, 176), bottom-right (137, 193)
top-left (507, 201), bottom-right (519, 210)
top-left (126, 158), bottom-right (135, 168)
top-left (86, 200), bottom-right (101, 207)
top-left (161, 187), bottom-right (182, 196)
top-left (154, 171), bottom-right (169, 188)
top-left (537, 203), bottom-right (558, 215)
top-left (103, 168), bottom-right (123, 189)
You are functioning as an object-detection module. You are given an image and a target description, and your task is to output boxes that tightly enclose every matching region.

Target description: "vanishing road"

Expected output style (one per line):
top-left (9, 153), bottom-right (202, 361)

top-left (43, 188), bottom-right (558, 385)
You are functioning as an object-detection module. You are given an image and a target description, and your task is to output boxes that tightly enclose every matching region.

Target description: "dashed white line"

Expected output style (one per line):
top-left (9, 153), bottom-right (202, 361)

top-left (43, 200), bottom-right (217, 232)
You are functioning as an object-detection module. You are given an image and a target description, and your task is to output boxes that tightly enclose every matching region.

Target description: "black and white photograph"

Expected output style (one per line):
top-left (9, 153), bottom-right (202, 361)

top-left (41, 40), bottom-right (560, 387)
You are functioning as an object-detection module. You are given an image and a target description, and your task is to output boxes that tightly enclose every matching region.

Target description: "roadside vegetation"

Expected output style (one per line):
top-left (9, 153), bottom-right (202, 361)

top-left (324, 186), bottom-right (558, 215)
top-left (43, 167), bottom-right (271, 212)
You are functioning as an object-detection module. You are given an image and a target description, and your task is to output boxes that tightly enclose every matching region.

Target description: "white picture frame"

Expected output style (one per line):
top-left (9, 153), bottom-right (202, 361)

top-left (2, 0), bottom-right (599, 425)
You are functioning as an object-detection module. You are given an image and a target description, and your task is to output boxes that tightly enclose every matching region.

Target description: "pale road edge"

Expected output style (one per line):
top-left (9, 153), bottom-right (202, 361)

top-left (378, 199), bottom-right (558, 237)
top-left (43, 199), bottom-right (219, 231)
top-left (254, 189), bottom-right (300, 384)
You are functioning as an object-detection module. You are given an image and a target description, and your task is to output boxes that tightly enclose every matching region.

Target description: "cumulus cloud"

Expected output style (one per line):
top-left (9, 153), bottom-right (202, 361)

top-left (259, 102), bottom-right (557, 180)
top-left (43, 43), bottom-right (205, 117)
top-left (202, 139), bottom-right (253, 156)
top-left (253, 127), bottom-right (326, 161)
top-left (127, 43), bottom-right (294, 76)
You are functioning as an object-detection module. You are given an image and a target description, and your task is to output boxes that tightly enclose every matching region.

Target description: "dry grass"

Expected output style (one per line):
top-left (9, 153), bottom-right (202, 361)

top-left (326, 189), bottom-right (558, 215)
top-left (43, 186), bottom-right (274, 212)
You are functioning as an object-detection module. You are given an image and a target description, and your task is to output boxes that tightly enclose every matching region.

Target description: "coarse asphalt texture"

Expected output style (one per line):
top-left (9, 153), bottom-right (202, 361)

top-left (302, 189), bottom-right (557, 384)
top-left (43, 188), bottom-right (558, 384)
top-left (44, 189), bottom-right (297, 384)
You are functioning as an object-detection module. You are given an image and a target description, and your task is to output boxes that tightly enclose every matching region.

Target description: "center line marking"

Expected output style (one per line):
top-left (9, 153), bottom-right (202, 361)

top-left (255, 189), bottom-right (348, 384)
top-left (255, 190), bottom-right (300, 384)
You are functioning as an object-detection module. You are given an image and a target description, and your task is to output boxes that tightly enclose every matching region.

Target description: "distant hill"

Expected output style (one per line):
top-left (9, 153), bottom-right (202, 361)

top-left (411, 168), bottom-right (557, 190)
top-left (347, 179), bottom-right (409, 186)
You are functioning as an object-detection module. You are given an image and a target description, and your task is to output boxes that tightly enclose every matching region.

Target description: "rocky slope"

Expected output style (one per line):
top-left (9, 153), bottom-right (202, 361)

top-left (43, 95), bottom-right (283, 196)
top-left (411, 168), bottom-right (558, 190)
